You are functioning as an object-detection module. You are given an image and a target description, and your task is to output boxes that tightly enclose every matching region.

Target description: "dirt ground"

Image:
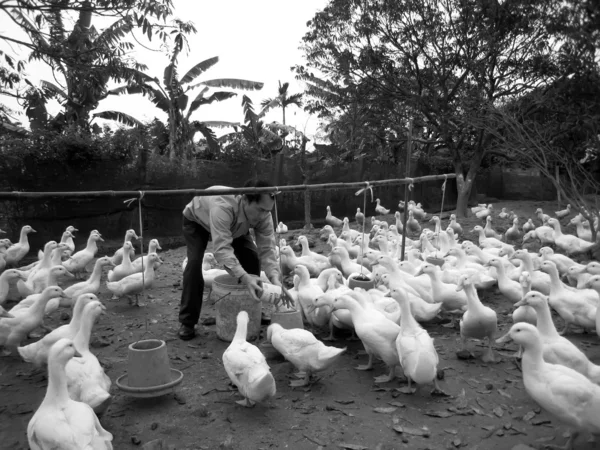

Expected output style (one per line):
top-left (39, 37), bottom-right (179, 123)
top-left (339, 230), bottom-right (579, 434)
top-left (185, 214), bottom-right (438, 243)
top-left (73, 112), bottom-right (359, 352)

top-left (1, 199), bottom-right (599, 450)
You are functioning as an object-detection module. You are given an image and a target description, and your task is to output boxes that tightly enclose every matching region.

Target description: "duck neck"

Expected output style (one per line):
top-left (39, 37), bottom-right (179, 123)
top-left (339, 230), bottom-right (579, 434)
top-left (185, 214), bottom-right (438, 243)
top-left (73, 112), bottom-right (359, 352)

top-left (521, 339), bottom-right (545, 372)
top-left (40, 247), bottom-right (54, 267)
top-left (0, 272), bottom-right (11, 297)
top-left (464, 284), bottom-right (482, 311)
top-left (533, 302), bottom-right (560, 338)
top-left (494, 263), bottom-right (509, 285)
top-left (520, 255), bottom-right (534, 272)
top-left (73, 310), bottom-right (95, 356)
top-left (44, 357), bottom-right (71, 406)
top-left (551, 222), bottom-right (562, 237)
top-left (31, 294), bottom-right (51, 320)
top-left (88, 260), bottom-right (104, 283)
top-left (233, 316), bottom-right (248, 342)
top-left (121, 248), bottom-right (132, 267)
top-left (398, 296), bottom-right (418, 330)
top-left (50, 248), bottom-right (63, 266)
top-left (85, 237), bottom-right (98, 253)
top-left (300, 241), bottom-right (310, 256)
top-left (547, 267), bottom-right (563, 293)
top-left (19, 229), bottom-right (28, 245)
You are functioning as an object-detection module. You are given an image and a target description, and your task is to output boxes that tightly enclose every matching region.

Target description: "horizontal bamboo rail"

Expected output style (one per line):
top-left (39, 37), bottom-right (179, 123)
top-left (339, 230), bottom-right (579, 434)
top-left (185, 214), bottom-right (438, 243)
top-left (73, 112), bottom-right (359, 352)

top-left (0, 173), bottom-right (455, 199)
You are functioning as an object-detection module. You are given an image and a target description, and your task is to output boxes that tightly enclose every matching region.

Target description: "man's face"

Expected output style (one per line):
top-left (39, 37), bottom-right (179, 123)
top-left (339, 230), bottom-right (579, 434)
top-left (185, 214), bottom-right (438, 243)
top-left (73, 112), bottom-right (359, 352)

top-left (243, 194), bottom-right (274, 225)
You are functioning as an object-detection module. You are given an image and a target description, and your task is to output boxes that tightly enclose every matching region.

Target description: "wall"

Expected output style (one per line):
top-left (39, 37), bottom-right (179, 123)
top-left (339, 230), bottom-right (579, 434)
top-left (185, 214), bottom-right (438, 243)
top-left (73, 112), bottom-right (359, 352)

top-left (0, 155), bottom-right (455, 249)
top-left (476, 167), bottom-right (556, 201)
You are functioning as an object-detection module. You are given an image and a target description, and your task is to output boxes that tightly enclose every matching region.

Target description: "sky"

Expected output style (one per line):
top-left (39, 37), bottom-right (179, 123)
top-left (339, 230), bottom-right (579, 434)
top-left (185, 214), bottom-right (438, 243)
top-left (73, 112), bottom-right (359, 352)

top-left (1, 0), bottom-right (329, 143)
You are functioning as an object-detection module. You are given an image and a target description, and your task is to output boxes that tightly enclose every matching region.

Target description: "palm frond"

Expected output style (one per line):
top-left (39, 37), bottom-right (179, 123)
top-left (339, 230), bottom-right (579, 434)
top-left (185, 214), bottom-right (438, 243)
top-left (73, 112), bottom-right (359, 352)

top-left (278, 81), bottom-right (290, 95)
top-left (266, 122), bottom-right (308, 139)
top-left (93, 111), bottom-right (143, 127)
top-left (179, 56), bottom-right (219, 85)
top-left (258, 98), bottom-right (281, 118)
top-left (285, 93), bottom-right (304, 108)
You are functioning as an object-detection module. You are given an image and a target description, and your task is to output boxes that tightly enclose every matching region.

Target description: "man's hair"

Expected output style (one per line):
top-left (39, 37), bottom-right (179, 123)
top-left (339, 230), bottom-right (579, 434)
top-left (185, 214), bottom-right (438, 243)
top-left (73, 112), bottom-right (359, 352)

top-left (243, 179), bottom-right (275, 203)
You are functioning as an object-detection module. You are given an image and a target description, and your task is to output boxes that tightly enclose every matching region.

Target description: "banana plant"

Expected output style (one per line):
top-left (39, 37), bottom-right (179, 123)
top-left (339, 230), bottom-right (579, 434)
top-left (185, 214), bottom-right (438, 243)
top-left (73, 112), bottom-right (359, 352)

top-left (95, 54), bottom-right (264, 160)
top-left (219, 95), bottom-right (307, 159)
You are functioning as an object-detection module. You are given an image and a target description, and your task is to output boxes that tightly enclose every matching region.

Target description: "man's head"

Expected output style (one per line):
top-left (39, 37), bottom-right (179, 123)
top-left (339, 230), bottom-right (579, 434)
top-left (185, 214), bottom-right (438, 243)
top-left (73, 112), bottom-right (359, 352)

top-left (242, 179), bottom-right (276, 224)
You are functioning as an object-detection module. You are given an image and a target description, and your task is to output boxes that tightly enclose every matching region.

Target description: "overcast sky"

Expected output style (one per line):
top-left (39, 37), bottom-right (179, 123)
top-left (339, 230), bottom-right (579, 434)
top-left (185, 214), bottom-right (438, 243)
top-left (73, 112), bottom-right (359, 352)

top-left (1, 0), bottom-right (328, 142)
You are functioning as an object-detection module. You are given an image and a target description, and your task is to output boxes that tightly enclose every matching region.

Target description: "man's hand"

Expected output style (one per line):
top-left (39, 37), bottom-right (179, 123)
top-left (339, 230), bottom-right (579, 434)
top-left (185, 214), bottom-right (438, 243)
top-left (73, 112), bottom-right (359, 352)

top-left (279, 286), bottom-right (295, 309)
top-left (241, 274), bottom-right (263, 302)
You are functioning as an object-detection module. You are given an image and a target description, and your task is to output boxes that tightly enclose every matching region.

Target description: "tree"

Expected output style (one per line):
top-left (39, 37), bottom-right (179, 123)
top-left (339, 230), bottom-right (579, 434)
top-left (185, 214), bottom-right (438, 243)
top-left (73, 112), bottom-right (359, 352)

top-left (2, 0), bottom-right (187, 131)
top-left (296, 0), bottom-right (560, 216)
top-left (96, 54), bottom-right (263, 161)
top-left (261, 81), bottom-right (303, 126)
top-left (476, 73), bottom-right (600, 242)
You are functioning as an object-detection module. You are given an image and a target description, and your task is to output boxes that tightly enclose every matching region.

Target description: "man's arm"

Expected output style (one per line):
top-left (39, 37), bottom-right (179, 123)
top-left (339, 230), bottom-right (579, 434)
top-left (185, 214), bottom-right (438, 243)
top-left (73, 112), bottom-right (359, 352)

top-left (254, 213), bottom-right (282, 285)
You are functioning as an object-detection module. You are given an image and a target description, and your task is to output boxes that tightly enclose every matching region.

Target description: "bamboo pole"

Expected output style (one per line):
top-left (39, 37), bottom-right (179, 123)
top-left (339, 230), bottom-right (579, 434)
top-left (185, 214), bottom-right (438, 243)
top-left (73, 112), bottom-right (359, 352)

top-left (0, 173), bottom-right (456, 199)
top-left (400, 120), bottom-right (413, 262)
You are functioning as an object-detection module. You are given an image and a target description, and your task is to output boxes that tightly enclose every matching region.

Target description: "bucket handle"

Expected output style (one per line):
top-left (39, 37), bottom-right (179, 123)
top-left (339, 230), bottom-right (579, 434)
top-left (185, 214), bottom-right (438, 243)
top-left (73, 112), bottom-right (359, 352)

top-left (212, 292), bottom-right (231, 305)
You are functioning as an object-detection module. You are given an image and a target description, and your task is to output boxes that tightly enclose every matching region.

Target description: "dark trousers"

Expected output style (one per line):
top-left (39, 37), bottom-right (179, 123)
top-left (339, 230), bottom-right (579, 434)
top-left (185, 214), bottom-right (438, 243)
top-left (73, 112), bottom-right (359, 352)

top-left (179, 216), bottom-right (261, 327)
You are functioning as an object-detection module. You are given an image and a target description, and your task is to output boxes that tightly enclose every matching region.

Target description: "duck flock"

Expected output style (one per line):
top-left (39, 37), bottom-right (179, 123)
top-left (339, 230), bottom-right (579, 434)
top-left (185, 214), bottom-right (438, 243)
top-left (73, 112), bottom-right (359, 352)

top-left (2, 198), bottom-right (600, 448)
top-left (0, 226), bottom-right (162, 449)
top-left (256, 200), bottom-right (600, 449)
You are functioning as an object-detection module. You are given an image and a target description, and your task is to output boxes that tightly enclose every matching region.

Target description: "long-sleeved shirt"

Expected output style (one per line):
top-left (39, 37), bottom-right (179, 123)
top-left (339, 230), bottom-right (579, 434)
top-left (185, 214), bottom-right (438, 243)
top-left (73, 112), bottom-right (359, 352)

top-left (182, 186), bottom-right (280, 282)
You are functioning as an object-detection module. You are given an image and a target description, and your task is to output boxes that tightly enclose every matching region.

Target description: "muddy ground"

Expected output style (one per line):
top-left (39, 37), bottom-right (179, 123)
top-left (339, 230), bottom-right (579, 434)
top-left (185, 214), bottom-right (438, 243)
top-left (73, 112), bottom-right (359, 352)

top-left (1, 200), bottom-right (599, 450)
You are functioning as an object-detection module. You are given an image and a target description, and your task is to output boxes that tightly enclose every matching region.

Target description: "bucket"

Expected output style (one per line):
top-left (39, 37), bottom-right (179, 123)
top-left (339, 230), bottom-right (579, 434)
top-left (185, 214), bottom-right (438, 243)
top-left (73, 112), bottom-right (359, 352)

top-left (271, 309), bottom-right (303, 330)
top-left (213, 274), bottom-right (262, 342)
top-left (260, 282), bottom-right (282, 304)
top-left (126, 339), bottom-right (171, 388)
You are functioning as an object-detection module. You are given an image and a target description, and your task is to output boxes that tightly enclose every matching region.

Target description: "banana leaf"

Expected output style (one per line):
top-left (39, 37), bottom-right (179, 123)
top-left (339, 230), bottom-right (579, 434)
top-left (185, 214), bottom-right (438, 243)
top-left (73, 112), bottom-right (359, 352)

top-left (179, 56), bottom-right (219, 84)
top-left (186, 91), bottom-right (237, 118)
top-left (199, 78), bottom-right (264, 91)
top-left (93, 110), bottom-right (143, 127)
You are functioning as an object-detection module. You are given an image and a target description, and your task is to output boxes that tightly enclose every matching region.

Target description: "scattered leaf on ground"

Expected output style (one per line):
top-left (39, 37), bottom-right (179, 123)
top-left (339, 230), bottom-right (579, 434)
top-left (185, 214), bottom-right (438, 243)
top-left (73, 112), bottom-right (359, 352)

top-left (493, 406), bottom-right (504, 417)
top-left (423, 410), bottom-right (454, 418)
top-left (338, 444), bottom-right (368, 450)
top-left (497, 389), bottom-right (512, 399)
top-left (374, 407), bottom-right (397, 414)
top-left (444, 429), bottom-right (458, 435)
top-left (522, 411), bottom-right (536, 422)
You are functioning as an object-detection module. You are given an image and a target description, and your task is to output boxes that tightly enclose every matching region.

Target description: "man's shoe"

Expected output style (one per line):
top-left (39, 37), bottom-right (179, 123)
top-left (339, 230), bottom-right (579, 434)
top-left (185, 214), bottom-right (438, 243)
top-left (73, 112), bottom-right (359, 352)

top-left (178, 324), bottom-right (196, 340)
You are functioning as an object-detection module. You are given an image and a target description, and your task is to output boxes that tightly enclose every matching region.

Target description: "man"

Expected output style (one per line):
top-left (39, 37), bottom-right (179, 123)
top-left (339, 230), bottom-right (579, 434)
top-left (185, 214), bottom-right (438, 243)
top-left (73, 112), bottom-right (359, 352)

top-left (178, 179), bottom-right (286, 340)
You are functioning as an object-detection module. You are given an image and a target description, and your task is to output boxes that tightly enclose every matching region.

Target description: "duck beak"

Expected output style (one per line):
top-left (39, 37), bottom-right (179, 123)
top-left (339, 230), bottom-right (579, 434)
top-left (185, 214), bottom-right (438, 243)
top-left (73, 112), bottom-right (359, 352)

top-left (483, 262), bottom-right (490, 268)
top-left (0, 309), bottom-right (14, 318)
top-left (30, 229), bottom-right (37, 233)
top-left (495, 331), bottom-right (512, 344)
top-left (414, 269), bottom-right (423, 277)
top-left (514, 299), bottom-right (526, 307)
top-left (73, 349), bottom-right (83, 358)
top-left (63, 270), bottom-right (75, 278)
top-left (59, 291), bottom-right (70, 299)
top-left (157, 244), bottom-right (162, 251)
top-left (98, 237), bottom-right (104, 242)
top-left (72, 228), bottom-right (78, 232)
top-left (0, 229), bottom-right (5, 234)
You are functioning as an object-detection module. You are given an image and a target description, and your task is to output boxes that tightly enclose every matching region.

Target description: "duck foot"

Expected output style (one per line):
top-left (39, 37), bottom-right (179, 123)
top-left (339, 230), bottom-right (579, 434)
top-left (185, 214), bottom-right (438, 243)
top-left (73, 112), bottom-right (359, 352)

top-left (289, 372), bottom-right (310, 387)
top-left (430, 379), bottom-right (449, 397)
top-left (235, 398), bottom-right (255, 407)
top-left (373, 367), bottom-right (396, 383)
top-left (355, 364), bottom-right (373, 371)
top-left (322, 334), bottom-right (336, 342)
top-left (481, 345), bottom-right (499, 363)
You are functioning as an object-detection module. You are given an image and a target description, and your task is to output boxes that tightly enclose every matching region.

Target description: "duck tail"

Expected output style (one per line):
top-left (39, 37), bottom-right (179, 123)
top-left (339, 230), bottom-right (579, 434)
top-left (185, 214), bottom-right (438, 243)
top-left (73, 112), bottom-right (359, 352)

top-left (570, 242), bottom-right (600, 259)
top-left (318, 345), bottom-right (347, 361)
top-left (17, 343), bottom-right (39, 365)
top-left (587, 364), bottom-right (600, 385)
top-left (248, 367), bottom-right (276, 403)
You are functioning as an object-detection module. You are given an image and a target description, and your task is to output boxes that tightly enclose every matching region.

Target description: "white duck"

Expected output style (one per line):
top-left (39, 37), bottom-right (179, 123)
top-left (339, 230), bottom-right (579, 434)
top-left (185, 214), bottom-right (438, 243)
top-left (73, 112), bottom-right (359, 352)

top-left (584, 275), bottom-right (600, 337)
top-left (63, 226), bottom-right (78, 255)
top-left (448, 214), bottom-right (463, 237)
top-left (484, 258), bottom-right (523, 303)
top-left (414, 263), bottom-right (467, 312)
top-left (65, 300), bottom-right (112, 415)
top-left (329, 246), bottom-right (371, 279)
top-left (27, 338), bottom-right (113, 449)
top-left (472, 225), bottom-right (503, 249)
top-left (17, 293), bottom-right (97, 367)
top-left (0, 286), bottom-right (67, 355)
top-left (19, 241), bottom-right (59, 296)
top-left (456, 274), bottom-right (498, 362)
top-left (331, 294), bottom-right (399, 383)
top-left (569, 214), bottom-right (595, 242)
top-left (555, 203), bottom-right (572, 219)
top-left (483, 216), bottom-right (503, 240)
top-left (325, 206), bottom-right (344, 228)
top-left (406, 210), bottom-right (421, 236)
top-left (510, 249), bottom-right (551, 295)
top-left (107, 242), bottom-right (136, 282)
top-left (497, 323), bottom-right (600, 450)
top-left (267, 323), bottom-right (346, 387)
top-left (547, 218), bottom-right (596, 255)
top-left (293, 265), bottom-right (329, 328)
top-left (5, 225), bottom-right (36, 266)
top-left (512, 271), bottom-right (537, 327)
top-left (522, 218), bottom-right (535, 233)
top-left (108, 229), bottom-right (138, 266)
top-left (11, 267), bottom-right (75, 317)
top-left (279, 246), bottom-right (320, 277)
top-left (504, 217), bottom-right (521, 243)
top-left (390, 287), bottom-right (442, 394)
top-left (106, 253), bottom-right (162, 305)
top-left (130, 239), bottom-right (162, 272)
top-left (513, 291), bottom-right (600, 384)
top-left (63, 257), bottom-right (115, 305)
top-left (535, 207), bottom-right (551, 224)
top-left (540, 260), bottom-right (598, 335)
top-left (538, 246), bottom-right (577, 275)
top-left (276, 222), bottom-right (288, 234)
top-left (63, 232), bottom-right (104, 279)
top-left (0, 269), bottom-right (27, 305)
top-left (375, 198), bottom-right (390, 215)
top-left (475, 204), bottom-right (493, 220)
top-left (296, 235), bottom-right (331, 272)
top-left (498, 208), bottom-right (509, 219)
top-left (223, 311), bottom-right (276, 405)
